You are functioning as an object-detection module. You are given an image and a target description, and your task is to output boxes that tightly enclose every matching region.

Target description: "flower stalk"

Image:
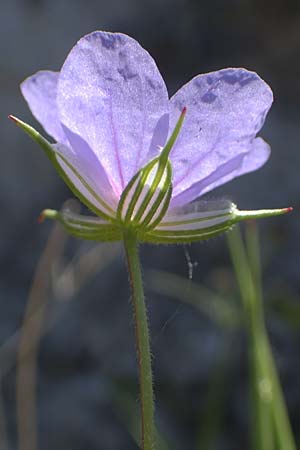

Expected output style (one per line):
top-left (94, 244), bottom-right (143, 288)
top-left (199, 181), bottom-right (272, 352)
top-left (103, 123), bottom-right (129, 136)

top-left (123, 230), bottom-right (156, 450)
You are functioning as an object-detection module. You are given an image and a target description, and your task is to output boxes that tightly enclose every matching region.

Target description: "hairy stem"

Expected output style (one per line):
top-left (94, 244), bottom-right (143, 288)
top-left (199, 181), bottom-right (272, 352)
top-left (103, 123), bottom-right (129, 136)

top-left (123, 230), bottom-right (156, 450)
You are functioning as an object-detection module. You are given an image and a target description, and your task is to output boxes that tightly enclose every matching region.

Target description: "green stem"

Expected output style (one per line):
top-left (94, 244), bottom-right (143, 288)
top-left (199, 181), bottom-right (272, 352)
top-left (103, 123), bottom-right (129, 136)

top-left (123, 230), bottom-right (156, 450)
top-left (227, 226), bottom-right (271, 450)
top-left (227, 225), bottom-right (297, 450)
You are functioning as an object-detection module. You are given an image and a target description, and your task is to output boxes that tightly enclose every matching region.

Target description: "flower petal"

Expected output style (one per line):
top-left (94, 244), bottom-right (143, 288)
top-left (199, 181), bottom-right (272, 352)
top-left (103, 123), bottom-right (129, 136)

top-left (57, 31), bottom-right (169, 196)
top-left (170, 137), bottom-right (270, 207)
top-left (169, 68), bottom-right (273, 203)
top-left (147, 113), bottom-right (169, 161)
top-left (54, 127), bottom-right (118, 218)
top-left (20, 71), bottom-right (67, 144)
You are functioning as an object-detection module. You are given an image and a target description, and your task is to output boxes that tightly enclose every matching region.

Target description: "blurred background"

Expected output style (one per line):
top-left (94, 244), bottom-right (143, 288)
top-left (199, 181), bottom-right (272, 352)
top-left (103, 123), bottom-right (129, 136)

top-left (1, 0), bottom-right (300, 449)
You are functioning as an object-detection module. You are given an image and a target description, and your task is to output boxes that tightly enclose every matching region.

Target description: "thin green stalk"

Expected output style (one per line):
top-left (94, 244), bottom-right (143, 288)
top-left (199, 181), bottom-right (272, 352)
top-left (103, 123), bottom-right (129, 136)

top-left (227, 224), bottom-right (297, 450)
top-left (245, 223), bottom-right (274, 450)
top-left (245, 223), bottom-right (296, 450)
top-left (123, 230), bottom-right (156, 450)
top-left (228, 226), bottom-right (272, 450)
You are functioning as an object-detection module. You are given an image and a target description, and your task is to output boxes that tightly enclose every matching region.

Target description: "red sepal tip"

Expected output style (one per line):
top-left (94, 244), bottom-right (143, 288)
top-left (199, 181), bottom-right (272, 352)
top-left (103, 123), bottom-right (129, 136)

top-left (37, 211), bottom-right (46, 224)
top-left (284, 207), bottom-right (293, 213)
top-left (8, 114), bottom-right (18, 123)
top-left (182, 106), bottom-right (187, 115)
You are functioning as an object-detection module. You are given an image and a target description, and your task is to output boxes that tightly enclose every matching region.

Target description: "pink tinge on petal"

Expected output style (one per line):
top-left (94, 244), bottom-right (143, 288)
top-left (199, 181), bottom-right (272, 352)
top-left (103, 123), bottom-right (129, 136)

top-left (57, 31), bottom-right (170, 195)
top-left (20, 71), bottom-right (67, 144)
top-left (169, 68), bottom-right (273, 203)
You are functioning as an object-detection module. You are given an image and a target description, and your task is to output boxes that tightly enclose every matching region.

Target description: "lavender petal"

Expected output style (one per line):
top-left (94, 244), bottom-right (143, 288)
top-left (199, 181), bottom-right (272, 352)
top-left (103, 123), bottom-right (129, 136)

top-left (57, 31), bottom-right (169, 196)
top-left (170, 137), bottom-right (270, 208)
top-left (169, 68), bottom-right (273, 203)
top-left (21, 71), bottom-right (67, 144)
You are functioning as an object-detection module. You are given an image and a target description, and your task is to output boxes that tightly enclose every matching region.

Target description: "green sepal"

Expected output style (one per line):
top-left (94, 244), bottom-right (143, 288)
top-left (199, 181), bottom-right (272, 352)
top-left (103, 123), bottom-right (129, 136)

top-left (9, 116), bottom-right (115, 222)
top-left (159, 106), bottom-right (186, 164)
top-left (140, 206), bottom-right (292, 244)
top-left (41, 208), bottom-right (122, 242)
top-left (117, 158), bottom-right (158, 223)
top-left (140, 223), bottom-right (232, 244)
top-left (117, 158), bottom-right (173, 230)
top-left (116, 108), bottom-right (186, 231)
top-left (132, 160), bottom-right (172, 226)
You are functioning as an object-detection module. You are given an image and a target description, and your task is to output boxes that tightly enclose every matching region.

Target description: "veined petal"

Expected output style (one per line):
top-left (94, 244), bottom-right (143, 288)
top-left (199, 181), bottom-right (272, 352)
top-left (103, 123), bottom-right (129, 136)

top-left (171, 137), bottom-right (270, 207)
top-left (169, 68), bottom-right (273, 203)
top-left (54, 143), bottom-right (117, 219)
top-left (141, 200), bottom-right (291, 244)
top-left (42, 207), bottom-right (122, 241)
top-left (57, 31), bottom-right (169, 195)
top-left (56, 125), bottom-right (118, 209)
top-left (21, 71), bottom-right (67, 144)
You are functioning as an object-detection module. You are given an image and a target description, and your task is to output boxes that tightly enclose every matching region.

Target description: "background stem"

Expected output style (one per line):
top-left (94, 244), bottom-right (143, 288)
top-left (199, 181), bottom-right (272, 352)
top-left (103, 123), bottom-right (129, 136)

top-left (123, 231), bottom-right (156, 450)
top-left (227, 224), bottom-right (296, 450)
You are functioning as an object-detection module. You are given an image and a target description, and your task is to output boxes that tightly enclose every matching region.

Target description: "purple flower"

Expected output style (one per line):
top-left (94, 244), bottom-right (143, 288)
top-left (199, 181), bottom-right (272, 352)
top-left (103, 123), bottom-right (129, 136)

top-left (12, 31), bottom-right (290, 243)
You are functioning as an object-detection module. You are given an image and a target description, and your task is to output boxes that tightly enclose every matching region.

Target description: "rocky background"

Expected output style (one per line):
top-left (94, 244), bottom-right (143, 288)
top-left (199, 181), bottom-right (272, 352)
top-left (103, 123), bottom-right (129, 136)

top-left (1, 0), bottom-right (300, 449)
